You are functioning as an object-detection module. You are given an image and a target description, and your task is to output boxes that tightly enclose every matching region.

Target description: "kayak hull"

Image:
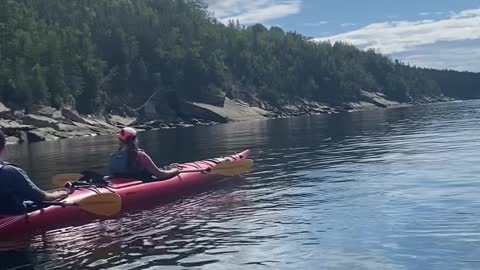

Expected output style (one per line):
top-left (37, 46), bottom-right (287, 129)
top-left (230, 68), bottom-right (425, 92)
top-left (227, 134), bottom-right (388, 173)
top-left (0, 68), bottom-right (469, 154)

top-left (0, 150), bottom-right (251, 240)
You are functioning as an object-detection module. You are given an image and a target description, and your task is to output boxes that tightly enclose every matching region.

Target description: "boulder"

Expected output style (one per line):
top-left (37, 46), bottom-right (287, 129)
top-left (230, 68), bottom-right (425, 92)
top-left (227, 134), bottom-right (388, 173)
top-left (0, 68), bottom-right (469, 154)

top-left (87, 116), bottom-right (118, 130)
top-left (359, 90), bottom-right (400, 108)
top-left (0, 111), bottom-right (18, 120)
top-left (138, 120), bottom-right (164, 129)
top-left (18, 131), bottom-right (27, 143)
top-left (172, 121), bottom-right (195, 128)
top-left (0, 102), bottom-right (9, 113)
top-left (132, 124), bottom-right (153, 131)
top-left (61, 108), bottom-right (92, 125)
top-left (56, 123), bottom-right (83, 132)
top-left (109, 115), bottom-right (136, 127)
top-left (0, 119), bottom-right (34, 130)
top-left (32, 105), bottom-right (63, 119)
top-left (13, 110), bottom-right (25, 119)
top-left (177, 101), bottom-right (228, 123)
top-left (6, 136), bottom-right (19, 144)
top-left (344, 101), bottom-right (379, 111)
top-left (55, 130), bottom-right (98, 139)
top-left (27, 128), bottom-right (59, 143)
top-left (0, 102), bottom-right (16, 120)
top-left (23, 114), bottom-right (60, 129)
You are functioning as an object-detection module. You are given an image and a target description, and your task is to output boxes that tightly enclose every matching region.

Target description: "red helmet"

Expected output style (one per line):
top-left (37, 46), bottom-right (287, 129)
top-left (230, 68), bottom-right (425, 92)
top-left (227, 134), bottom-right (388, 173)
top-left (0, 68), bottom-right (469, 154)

top-left (119, 127), bottom-right (137, 142)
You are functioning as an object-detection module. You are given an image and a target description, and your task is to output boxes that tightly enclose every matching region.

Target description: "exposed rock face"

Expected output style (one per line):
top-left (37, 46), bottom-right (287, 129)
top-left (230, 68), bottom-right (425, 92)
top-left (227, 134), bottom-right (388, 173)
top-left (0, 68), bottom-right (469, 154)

top-left (31, 105), bottom-right (63, 119)
top-left (344, 101), bottom-right (379, 111)
top-left (61, 108), bottom-right (92, 125)
top-left (0, 103), bottom-right (17, 120)
top-left (187, 98), bottom-right (270, 122)
top-left (178, 100), bottom-right (228, 123)
top-left (87, 116), bottom-right (119, 131)
top-left (109, 115), bottom-right (136, 127)
top-left (27, 127), bottom-right (59, 142)
top-left (1, 87), bottom-right (454, 145)
top-left (0, 119), bottom-right (35, 132)
top-left (0, 102), bottom-right (9, 113)
top-left (23, 114), bottom-right (60, 129)
top-left (0, 104), bottom-right (124, 144)
top-left (359, 90), bottom-right (401, 108)
top-left (6, 136), bottom-right (20, 144)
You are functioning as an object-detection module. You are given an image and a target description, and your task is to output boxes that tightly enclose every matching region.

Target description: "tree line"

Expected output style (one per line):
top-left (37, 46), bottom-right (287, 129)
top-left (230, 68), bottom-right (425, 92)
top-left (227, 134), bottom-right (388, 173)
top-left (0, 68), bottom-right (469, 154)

top-left (0, 0), bottom-right (479, 114)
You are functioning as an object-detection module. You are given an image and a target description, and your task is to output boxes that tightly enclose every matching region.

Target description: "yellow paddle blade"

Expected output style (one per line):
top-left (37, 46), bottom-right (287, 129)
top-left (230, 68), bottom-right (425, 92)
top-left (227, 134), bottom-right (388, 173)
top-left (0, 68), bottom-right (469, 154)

top-left (210, 159), bottom-right (254, 177)
top-left (77, 193), bottom-right (122, 217)
top-left (52, 173), bottom-right (84, 188)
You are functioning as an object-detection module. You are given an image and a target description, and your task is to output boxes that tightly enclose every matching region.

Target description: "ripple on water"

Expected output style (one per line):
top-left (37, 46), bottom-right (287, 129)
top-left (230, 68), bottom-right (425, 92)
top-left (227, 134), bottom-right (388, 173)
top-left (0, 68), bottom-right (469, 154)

top-left (3, 101), bottom-right (480, 269)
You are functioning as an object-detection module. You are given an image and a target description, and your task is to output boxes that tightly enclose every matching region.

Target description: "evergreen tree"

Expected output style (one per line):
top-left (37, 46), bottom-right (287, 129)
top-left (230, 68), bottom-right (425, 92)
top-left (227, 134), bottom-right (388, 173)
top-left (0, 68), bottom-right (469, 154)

top-left (0, 0), bottom-right (478, 114)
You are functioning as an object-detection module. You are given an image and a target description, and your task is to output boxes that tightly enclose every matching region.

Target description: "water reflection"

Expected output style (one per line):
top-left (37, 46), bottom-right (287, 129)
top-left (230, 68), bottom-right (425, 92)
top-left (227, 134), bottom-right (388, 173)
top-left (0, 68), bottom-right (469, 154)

top-left (3, 100), bottom-right (480, 269)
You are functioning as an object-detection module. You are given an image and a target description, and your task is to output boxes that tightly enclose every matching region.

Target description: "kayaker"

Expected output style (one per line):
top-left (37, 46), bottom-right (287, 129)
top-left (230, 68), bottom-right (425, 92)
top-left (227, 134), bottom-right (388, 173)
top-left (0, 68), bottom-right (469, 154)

top-left (0, 131), bottom-right (70, 215)
top-left (109, 127), bottom-right (179, 181)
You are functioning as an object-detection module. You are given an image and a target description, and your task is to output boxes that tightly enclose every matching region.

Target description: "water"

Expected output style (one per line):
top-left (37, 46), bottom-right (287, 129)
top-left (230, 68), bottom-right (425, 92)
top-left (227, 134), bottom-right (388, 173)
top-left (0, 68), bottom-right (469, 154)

top-left (2, 100), bottom-right (480, 269)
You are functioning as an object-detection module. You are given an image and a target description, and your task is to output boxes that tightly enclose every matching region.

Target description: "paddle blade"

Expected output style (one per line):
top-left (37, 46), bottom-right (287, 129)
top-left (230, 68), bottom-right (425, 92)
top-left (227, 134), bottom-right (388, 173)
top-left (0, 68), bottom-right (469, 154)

top-left (210, 159), bottom-right (254, 177)
top-left (78, 193), bottom-right (122, 217)
top-left (52, 173), bottom-right (83, 188)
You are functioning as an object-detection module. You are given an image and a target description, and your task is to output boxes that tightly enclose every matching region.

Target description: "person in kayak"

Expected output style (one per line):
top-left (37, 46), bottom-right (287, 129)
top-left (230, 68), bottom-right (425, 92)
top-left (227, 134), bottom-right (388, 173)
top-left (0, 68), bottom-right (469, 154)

top-left (109, 127), bottom-right (179, 181)
top-left (0, 131), bottom-right (70, 216)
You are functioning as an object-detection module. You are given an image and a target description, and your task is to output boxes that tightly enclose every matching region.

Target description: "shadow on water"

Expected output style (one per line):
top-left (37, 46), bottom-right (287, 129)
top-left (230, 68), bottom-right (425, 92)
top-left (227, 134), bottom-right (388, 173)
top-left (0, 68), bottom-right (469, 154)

top-left (3, 100), bottom-right (480, 269)
top-left (0, 250), bottom-right (35, 270)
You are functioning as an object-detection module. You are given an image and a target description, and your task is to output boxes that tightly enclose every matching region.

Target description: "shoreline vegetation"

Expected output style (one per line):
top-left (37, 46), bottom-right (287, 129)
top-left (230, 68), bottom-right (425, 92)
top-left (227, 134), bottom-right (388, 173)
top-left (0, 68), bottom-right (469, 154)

top-left (1, 0), bottom-right (479, 144)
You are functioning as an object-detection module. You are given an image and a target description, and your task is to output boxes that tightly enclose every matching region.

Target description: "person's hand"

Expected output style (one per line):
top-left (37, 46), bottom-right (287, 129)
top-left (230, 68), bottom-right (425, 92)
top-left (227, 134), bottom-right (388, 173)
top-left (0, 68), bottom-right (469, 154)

top-left (53, 188), bottom-right (70, 201)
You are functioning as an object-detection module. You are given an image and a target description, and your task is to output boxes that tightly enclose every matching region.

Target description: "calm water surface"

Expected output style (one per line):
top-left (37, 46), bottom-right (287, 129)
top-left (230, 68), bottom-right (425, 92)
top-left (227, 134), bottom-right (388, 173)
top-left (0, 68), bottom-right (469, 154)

top-left (2, 100), bottom-right (480, 269)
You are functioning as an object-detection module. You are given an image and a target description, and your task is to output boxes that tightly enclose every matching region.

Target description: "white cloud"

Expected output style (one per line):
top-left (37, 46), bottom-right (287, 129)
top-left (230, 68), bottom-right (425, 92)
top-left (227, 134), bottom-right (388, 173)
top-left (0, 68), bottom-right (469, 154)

top-left (204, 0), bottom-right (301, 25)
top-left (315, 8), bottom-right (480, 71)
top-left (419, 12), bottom-right (430, 16)
top-left (393, 40), bottom-right (480, 72)
top-left (451, 8), bottom-right (480, 18)
top-left (304, 21), bottom-right (328, 27)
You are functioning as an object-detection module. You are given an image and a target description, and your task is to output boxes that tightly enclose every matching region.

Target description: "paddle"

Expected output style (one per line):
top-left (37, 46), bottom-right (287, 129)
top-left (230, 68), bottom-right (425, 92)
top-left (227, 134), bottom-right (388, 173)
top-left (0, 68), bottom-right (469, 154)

top-left (52, 159), bottom-right (254, 188)
top-left (42, 193), bottom-right (122, 217)
top-left (52, 173), bottom-right (84, 188)
top-left (0, 193), bottom-right (122, 231)
top-left (180, 159), bottom-right (254, 177)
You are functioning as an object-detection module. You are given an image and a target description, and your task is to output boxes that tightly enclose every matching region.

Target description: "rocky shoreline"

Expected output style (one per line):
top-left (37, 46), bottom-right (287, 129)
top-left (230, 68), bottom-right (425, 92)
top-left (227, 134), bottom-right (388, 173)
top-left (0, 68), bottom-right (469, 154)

top-left (0, 91), bottom-right (454, 144)
top-left (0, 104), bottom-right (220, 144)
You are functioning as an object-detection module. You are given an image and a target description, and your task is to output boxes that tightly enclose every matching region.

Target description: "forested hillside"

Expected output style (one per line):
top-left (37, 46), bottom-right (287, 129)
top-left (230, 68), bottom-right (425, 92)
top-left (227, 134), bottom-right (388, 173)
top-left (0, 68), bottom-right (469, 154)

top-left (422, 69), bottom-right (480, 99)
top-left (0, 0), bottom-right (479, 115)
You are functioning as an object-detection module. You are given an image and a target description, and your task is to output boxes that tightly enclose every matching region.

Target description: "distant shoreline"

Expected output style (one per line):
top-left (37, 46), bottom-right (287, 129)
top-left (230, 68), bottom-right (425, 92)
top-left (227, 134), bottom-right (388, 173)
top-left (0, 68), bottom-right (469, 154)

top-left (1, 94), bottom-right (455, 145)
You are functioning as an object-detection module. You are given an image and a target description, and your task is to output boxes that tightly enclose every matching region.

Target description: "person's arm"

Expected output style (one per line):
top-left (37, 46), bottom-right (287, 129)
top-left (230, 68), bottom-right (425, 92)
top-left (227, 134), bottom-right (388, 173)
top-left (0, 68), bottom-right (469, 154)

top-left (43, 189), bottom-right (70, 202)
top-left (12, 167), bottom-right (69, 202)
top-left (138, 152), bottom-right (179, 180)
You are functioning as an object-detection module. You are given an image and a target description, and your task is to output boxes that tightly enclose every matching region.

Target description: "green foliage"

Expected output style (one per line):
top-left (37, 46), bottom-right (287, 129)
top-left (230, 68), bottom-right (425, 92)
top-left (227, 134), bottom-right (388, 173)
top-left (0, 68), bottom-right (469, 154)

top-left (422, 68), bottom-right (480, 99)
top-left (0, 0), bottom-right (478, 114)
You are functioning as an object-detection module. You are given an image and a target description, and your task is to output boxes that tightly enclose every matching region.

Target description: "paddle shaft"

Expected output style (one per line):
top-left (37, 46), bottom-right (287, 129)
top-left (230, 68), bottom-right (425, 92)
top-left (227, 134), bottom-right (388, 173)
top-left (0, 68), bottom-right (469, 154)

top-left (0, 202), bottom-right (76, 231)
top-left (180, 168), bottom-right (211, 174)
top-left (41, 201), bottom-right (77, 207)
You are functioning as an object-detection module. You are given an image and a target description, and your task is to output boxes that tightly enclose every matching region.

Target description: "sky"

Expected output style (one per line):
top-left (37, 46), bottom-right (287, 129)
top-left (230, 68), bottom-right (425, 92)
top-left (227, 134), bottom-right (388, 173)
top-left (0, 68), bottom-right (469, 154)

top-left (204, 0), bottom-right (480, 72)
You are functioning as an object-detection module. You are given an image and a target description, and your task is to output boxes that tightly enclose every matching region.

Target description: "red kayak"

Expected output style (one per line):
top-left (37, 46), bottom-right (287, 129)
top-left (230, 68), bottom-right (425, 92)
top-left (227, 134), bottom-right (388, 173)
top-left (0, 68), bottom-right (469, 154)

top-left (0, 150), bottom-right (251, 240)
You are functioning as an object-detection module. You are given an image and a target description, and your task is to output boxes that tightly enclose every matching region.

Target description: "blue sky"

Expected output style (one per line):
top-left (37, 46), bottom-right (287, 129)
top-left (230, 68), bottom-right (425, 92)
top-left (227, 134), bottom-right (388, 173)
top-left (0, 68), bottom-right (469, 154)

top-left (204, 0), bottom-right (480, 72)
